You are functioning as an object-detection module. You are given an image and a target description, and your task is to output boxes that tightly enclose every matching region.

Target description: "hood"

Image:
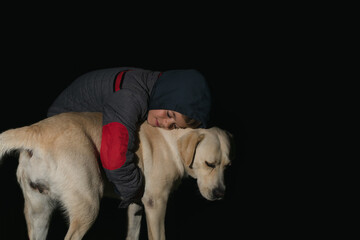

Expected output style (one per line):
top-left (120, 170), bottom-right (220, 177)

top-left (149, 69), bottom-right (211, 128)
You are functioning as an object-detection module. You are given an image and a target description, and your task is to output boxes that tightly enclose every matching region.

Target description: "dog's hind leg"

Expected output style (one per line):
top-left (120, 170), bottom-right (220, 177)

top-left (22, 190), bottom-right (54, 240)
top-left (17, 151), bottom-right (55, 240)
top-left (58, 154), bottom-right (103, 240)
top-left (61, 184), bottom-right (101, 240)
top-left (126, 203), bottom-right (144, 240)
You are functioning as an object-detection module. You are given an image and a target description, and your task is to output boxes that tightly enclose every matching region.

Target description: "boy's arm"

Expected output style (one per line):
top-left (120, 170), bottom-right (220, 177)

top-left (100, 89), bottom-right (145, 208)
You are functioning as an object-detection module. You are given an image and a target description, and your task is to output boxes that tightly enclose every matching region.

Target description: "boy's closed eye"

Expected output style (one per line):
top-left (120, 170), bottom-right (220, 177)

top-left (167, 111), bottom-right (177, 120)
top-left (166, 111), bottom-right (172, 118)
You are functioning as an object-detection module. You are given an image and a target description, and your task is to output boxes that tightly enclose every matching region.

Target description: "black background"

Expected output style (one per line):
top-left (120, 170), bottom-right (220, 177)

top-left (0, 14), bottom-right (307, 239)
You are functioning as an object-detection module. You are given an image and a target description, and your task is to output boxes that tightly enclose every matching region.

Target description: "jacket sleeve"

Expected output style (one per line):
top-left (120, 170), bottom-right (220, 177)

top-left (100, 89), bottom-right (145, 207)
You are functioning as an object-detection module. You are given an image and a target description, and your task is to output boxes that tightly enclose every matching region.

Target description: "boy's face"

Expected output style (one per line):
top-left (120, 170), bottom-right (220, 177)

top-left (147, 110), bottom-right (187, 130)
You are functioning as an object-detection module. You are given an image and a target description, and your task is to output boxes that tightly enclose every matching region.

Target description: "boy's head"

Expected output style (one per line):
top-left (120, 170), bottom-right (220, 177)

top-left (148, 69), bottom-right (211, 129)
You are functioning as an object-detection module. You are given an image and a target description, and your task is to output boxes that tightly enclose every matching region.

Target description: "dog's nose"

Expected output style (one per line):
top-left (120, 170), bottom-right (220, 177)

top-left (212, 187), bottom-right (225, 199)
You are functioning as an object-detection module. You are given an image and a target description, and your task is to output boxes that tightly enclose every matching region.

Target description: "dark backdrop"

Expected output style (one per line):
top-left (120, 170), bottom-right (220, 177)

top-left (0, 30), bottom-right (296, 239)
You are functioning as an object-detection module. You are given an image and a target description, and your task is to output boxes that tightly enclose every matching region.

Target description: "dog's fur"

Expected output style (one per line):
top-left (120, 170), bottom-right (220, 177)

top-left (0, 112), bottom-right (232, 240)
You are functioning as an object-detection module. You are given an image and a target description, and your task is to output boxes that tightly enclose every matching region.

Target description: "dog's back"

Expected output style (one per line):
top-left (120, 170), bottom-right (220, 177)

top-left (0, 112), bottom-right (103, 160)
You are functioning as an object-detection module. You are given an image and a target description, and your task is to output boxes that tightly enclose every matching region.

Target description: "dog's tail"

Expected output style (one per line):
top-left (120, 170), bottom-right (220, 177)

top-left (0, 125), bottom-right (38, 163)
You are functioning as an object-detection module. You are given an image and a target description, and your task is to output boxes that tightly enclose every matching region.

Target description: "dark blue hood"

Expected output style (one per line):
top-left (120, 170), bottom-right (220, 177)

top-left (149, 69), bottom-right (211, 128)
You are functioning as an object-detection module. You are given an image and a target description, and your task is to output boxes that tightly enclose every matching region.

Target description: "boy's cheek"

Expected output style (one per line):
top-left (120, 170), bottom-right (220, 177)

top-left (146, 118), bottom-right (155, 127)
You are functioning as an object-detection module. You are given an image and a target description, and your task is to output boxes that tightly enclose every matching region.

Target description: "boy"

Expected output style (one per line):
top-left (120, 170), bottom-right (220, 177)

top-left (47, 67), bottom-right (211, 207)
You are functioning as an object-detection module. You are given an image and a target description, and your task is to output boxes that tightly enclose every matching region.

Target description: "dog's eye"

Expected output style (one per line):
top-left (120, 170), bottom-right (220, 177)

top-left (205, 161), bottom-right (216, 168)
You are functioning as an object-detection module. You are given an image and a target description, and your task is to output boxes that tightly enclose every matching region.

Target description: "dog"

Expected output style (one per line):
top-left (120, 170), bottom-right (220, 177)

top-left (0, 112), bottom-right (232, 240)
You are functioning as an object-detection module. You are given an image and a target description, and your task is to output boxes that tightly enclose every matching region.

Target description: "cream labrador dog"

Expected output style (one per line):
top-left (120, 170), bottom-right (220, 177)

top-left (0, 112), bottom-right (232, 240)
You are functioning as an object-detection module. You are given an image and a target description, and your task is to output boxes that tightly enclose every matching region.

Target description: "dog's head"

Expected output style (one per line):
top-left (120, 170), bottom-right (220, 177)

top-left (177, 127), bottom-right (232, 201)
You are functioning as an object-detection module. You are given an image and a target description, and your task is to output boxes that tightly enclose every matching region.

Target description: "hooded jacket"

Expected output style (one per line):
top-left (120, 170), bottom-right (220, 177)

top-left (47, 67), bottom-right (211, 207)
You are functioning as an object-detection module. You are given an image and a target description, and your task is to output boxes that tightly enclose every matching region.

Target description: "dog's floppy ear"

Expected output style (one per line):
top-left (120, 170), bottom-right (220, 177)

top-left (178, 131), bottom-right (205, 167)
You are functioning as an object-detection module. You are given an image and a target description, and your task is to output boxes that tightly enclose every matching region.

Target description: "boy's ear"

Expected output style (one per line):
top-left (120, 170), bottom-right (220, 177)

top-left (177, 131), bottom-right (205, 167)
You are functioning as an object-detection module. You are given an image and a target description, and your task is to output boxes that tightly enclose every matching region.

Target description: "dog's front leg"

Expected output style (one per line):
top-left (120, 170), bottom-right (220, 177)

top-left (142, 191), bottom-right (169, 240)
top-left (126, 203), bottom-right (144, 240)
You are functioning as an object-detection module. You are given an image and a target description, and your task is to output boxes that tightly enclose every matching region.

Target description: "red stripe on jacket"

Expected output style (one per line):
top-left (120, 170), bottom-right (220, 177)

top-left (100, 122), bottom-right (129, 170)
top-left (114, 70), bottom-right (132, 92)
